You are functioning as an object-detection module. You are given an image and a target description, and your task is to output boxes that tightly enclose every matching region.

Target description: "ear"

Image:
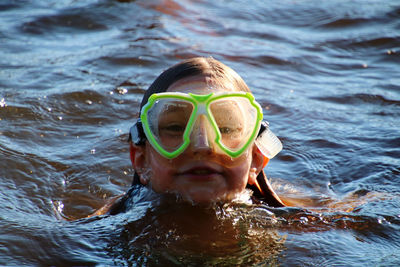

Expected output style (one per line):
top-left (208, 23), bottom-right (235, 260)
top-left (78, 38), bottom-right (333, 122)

top-left (248, 144), bottom-right (269, 185)
top-left (129, 142), bottom-right (148, 185)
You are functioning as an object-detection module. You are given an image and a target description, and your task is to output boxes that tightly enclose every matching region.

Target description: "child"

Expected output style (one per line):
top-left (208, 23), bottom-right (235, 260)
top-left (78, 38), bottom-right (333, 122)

top-left (93, 57), bottom-right (285, 216)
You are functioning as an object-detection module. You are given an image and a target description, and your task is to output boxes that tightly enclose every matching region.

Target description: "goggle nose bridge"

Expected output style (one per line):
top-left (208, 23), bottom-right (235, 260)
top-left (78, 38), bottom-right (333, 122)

top-left (182, 93), bottom-right (214, 143)
top-left (195, 103), bottom-right (208, 115)
top-left (188, 113), bottom-right (216, 151)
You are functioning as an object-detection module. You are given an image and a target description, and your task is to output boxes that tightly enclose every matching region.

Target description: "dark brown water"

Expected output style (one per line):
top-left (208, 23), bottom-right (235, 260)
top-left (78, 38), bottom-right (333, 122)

top-left (1, 0), bottom-right (399, 265)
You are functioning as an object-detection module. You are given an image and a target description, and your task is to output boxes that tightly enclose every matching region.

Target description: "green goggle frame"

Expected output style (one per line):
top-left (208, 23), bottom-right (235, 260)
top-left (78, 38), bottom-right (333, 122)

top-left (140, 92), bottom-right (263, 159)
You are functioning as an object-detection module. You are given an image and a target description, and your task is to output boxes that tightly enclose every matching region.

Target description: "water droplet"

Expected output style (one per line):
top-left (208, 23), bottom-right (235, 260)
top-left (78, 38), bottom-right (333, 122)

top-left (377, 216), bottom-right (389, 225)
top-left (117, 87), bottom-right (128, 95)
top-left (0, 98), bottom-right (6, 107)
top-left (58, 116), bottom-right (63, 120)
top-left (55, 201), bottom-right (64, 213)
top-left (299, 217), bottom-right (308, 224)
top-left (85, 100), bottom-right (93, 105)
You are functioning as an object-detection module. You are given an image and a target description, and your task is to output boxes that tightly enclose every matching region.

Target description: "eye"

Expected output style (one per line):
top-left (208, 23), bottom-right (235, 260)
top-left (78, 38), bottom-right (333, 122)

top-left (159, 123), bottom-right (186, 137)
top-left (164, 124), bottom-right (185, 133)
top-left (219, 126), bottom-right (244, 139)
top-left (219, 127), bottom-right (233, 134)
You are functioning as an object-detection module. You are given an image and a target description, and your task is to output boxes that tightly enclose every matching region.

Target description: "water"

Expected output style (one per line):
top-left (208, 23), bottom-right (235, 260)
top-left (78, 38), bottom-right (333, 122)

top-left (1, 0), bottom-right (399, 265)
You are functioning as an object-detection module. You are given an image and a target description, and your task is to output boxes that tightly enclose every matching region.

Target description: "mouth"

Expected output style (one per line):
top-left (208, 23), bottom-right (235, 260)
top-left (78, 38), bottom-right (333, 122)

top-left (187, 167), bottom-right (219, 175)
top-left (178, 163), bottom-right (223, 180)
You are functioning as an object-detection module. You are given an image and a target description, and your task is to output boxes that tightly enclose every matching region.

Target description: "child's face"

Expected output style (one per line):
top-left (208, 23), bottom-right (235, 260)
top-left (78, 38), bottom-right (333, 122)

top-left (135, 76), bottom-right (263, 204)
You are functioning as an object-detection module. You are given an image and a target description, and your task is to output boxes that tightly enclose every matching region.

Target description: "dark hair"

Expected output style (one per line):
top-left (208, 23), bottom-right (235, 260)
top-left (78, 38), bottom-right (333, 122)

top-left (139, 57), bottom-right (250, 113)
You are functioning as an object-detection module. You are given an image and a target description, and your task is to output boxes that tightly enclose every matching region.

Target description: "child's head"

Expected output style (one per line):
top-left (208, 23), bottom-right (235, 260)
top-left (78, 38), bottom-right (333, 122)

top-left (129, 57), bottom-right (282, 204)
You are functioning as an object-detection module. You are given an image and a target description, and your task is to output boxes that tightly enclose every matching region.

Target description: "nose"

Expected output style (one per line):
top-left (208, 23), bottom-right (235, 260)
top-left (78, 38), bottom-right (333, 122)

top-left (189, 115), bottom-right (214, 153)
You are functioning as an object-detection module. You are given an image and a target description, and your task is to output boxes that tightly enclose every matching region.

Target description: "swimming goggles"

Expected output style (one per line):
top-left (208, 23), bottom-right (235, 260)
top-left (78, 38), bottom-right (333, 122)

top-left (129, 92), bottom-right (282, 159)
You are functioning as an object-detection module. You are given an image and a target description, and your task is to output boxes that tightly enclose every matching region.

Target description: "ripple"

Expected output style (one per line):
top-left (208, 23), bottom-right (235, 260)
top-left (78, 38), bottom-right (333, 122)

top-left (20, 9), bottom-right (109, 35)
top-left (320, 17), bottom-right (370, 28)
top-left (314, 93), bottom-right (400, 106)
top-left (1, 0), bottom-right (400, 265)
top-left (0, 2), bottom-right (21, 11)
top-left (97, 56), bottom-right (155, 67)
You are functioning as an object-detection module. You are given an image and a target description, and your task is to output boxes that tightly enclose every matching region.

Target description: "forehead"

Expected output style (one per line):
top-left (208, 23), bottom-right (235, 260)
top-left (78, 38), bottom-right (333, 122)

top-left (166, 75), bottom-right (238, 94)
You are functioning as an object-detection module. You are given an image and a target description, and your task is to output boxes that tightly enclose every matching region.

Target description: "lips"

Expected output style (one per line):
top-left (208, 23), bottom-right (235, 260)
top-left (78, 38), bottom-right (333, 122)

top-left (190, 168), bottom-right (215, 175)
top-left (177, 163), bottom-right (223, 180)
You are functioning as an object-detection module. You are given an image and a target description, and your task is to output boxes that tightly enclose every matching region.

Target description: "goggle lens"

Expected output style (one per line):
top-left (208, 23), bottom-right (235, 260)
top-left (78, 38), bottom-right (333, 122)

top-left (147, 98), bottom-right (194, 153)
top-left (209, 97), bottom-right (258, 152)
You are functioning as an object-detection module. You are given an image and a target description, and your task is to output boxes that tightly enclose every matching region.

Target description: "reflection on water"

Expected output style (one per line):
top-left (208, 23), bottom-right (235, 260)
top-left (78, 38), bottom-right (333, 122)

top-left (106, 192), bottom-right (285, 266)
top-left (1, 0), bottom-right (400, 265)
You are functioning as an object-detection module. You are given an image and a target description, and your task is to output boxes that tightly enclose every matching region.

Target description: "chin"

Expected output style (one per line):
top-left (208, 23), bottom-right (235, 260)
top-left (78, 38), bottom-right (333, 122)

top-left (180, 189), bottom-right (232, 205)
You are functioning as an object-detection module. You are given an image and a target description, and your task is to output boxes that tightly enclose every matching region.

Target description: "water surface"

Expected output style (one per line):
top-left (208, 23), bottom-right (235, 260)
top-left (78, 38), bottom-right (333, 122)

top-left (1, 0), bottom-right (399, 265)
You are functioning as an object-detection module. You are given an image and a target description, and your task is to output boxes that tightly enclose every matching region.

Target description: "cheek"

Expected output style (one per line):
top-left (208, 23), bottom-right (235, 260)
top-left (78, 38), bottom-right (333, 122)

top-left (145, 146), bottom-right (176, 192)
top-left (224, 156), bottom-right (252, 190)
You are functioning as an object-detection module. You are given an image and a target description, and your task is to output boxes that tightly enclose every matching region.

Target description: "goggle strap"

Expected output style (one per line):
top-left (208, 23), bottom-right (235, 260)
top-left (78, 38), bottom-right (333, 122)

top-left (129, 119), bottom-right (146, 146)
top-left (255, 125), bottom-right (282, 159)
top-left (262, 154), bottom-right (270, 169)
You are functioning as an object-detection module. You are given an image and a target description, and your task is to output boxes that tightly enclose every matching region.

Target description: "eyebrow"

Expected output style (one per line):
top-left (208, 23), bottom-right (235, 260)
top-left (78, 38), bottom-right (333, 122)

top-left (162, 103), bottom-right (192, 114)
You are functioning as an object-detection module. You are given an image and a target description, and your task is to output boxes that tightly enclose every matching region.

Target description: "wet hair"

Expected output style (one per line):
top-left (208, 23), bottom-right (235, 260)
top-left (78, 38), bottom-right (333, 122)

top-left (139, 57), bottom-right (250, 113)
